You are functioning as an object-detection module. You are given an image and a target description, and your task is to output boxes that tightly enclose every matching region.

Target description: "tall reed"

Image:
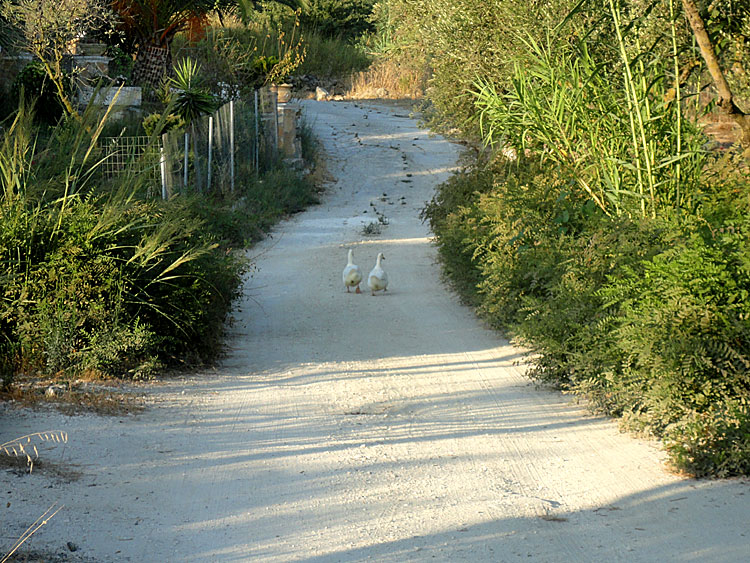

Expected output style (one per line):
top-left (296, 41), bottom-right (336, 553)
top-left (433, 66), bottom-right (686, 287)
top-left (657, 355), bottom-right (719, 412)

top-left (473, 3), bottom-right (706, 218)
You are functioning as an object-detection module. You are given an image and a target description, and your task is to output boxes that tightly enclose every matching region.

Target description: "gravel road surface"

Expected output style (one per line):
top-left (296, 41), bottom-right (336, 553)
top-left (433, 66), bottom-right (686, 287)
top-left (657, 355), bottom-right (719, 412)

top-left (2, 99), bottom-right (748, 562)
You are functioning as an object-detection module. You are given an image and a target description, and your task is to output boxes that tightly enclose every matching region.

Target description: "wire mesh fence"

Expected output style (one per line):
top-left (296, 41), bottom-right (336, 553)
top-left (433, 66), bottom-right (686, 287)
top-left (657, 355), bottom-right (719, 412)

top-left (99, 135), bottom-right (160, 180)
top-left (100, 89), bottom-right (283, 198)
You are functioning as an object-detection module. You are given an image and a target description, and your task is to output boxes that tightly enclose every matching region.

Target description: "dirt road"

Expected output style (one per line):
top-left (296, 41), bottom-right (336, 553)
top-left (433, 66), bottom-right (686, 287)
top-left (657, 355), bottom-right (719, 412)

top-left (2, 100), bottom-right (748, 562)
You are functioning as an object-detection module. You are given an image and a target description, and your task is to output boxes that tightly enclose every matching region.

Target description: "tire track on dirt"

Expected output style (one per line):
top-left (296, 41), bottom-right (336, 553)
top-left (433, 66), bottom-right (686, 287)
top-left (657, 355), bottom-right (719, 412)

top-left (2, 100), bottom-right (747, 562)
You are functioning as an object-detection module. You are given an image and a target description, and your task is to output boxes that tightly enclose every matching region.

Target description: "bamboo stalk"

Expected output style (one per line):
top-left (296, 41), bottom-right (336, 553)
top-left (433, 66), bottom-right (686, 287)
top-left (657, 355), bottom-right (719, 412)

top-left (609, 0), bottom-right (654, 217)
top-left (670, 0), bottom-right (683, 209)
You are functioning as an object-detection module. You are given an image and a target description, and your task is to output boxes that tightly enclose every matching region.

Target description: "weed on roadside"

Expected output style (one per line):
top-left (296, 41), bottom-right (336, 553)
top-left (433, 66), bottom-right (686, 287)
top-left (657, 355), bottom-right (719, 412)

top-left (1, 377), bottom-right (146, 416)
top-left (361, 222), bottom-right (382, 236)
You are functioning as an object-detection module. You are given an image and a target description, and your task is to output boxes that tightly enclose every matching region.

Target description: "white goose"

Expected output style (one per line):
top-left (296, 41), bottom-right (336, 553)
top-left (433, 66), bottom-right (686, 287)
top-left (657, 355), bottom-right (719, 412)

top-left (368, 252), bottom-right (388, 296)
top-left (343, 249), bottom-right (363, 293)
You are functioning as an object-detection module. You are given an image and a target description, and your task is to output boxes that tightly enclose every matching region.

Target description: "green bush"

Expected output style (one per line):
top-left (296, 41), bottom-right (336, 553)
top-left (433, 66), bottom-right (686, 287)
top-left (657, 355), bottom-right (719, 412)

top-left (299, 0), bottom-right (375, 41)
top-left (106, 45), bottom-right (134, 81)
top-left (0, 182), bottom-right (245, 378)
top-left (665, 402), bottom-right (750, 478)
top-left (0, 80), bottom-right (16, 122)
top-left (11, 61), bottom-right (69, 125)
top-left (425, 152), bottom-right (750, 476)
top-left (421, 161), bottom-right (496, 305)
top-left (142, 112), bottom-right (185, 136)
top-left (598, 223), bottom-right (750, 432)
top-left (0, 94), bottom-right (317, 383)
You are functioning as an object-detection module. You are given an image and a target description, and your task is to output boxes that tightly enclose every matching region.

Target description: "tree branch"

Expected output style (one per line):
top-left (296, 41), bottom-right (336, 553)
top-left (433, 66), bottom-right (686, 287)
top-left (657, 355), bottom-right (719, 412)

top-left (681, 0), bottom-right (750, 147)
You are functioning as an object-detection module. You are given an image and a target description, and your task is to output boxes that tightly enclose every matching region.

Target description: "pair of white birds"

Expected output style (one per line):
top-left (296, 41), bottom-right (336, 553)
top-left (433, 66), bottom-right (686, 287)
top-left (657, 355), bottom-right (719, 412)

top-left (343, 249), bottom-right (388, 296)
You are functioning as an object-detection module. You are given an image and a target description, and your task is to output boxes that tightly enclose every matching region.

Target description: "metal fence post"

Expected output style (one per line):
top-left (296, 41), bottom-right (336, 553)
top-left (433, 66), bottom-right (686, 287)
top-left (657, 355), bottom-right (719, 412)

top-left (159, 141), bottom-right (167, 200)
top-left (230, 99), bottom-right (235, 192)
top-left (207, 115), bottom-right (213, 191)
top-left (254, 90), bottom-right (259, 173)
top-left (183, 131), bottom-right (189, 189)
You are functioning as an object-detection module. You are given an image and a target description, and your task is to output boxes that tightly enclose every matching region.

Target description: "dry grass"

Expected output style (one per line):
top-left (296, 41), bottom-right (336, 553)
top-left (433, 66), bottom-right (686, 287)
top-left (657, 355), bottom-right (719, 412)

top-left (304, 146), bottom-right (335, 188)
top-left (1, 377), bottom-right (146, 416)
top-left (0, 451), bottom-right (81, 483)
top-left (3, 550), bottom-right (82, 563)
top-left (1, 503), bottom-right (68, 563)
top-left (361, 222), bottom-right (383, 236)
top-left (1, 430), bottom-right (70, 478)
top-left (346, 58), bottom-right (429, 99)
top-left (1, 431), bottom-right (79, 563)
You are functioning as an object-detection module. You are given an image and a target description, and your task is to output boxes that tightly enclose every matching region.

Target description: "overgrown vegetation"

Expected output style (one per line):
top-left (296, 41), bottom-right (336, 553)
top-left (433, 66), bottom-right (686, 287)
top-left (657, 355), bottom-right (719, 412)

top-left (1, 0), bottom-right (114, 119)
top-left (0, 92), bottom-right (318, 390)
top-left (169, 11), bottom-right (370, 98)
top-left (391, 0), bottom-right (750, 477)
top-left (0, 0), bottom-right (374, 397)
top-left (10, 61), bottom-right (69, 125)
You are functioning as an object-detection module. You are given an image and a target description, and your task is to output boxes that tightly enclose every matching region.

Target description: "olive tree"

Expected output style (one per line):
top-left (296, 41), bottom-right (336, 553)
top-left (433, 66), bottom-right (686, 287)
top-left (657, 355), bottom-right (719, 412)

top-left (1, 0), bottom-right (113, 119)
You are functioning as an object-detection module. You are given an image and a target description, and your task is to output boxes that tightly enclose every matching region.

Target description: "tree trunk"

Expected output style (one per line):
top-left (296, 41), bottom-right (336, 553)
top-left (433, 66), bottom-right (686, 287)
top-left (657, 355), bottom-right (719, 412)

top-left (42, 58), bottom-right (79, 120)
top-left (131, 44), bottom-right (171, 92)
top-left (681, 0), bottom-right (750, 148)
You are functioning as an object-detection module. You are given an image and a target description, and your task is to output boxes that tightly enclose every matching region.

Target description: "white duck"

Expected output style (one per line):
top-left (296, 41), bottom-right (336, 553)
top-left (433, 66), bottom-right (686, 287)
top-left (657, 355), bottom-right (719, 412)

top-left (368, 252), bottom-right (388, 296)
top-left (343, 249), bottom-right (363, 293)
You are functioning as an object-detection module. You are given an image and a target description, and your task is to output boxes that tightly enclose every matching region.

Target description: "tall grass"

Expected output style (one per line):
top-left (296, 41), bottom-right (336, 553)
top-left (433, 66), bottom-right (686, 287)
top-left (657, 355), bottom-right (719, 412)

top-left (0, 101), bottom-right (245, 381)
top-left (473, 4), bottom-right (706, 218)
top-left (347, 57), bottom-right (427, 98)
top-left (297, 29), bottom-right (371, 78)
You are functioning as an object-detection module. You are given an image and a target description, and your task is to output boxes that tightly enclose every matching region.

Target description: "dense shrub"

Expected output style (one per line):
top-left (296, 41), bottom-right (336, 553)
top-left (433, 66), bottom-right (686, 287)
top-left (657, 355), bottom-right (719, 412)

top-left (0, 79), bottom-right (16, 122)
top-left (0, 98), bottom-right (319, 385)
top-left (599, 223), bottom-right (750, 416)
top-left (421, 160), bottom-right (495, 304)
top-left (142, 113), bottom-right (185, 136)
top-left (299, 0), bottom-right (375, 41)
top-left (425, 153), bottom-right (750, 477)
top-left (408, 0), bottom-right (750, 477)
top-left (665, 402), bottom-right (750, 478)
top-left (106, 45), bottom-right (134, 81)
top-left (11, 61), bottom-right (69, 125)
top-left (0, 185), bottom-right (245, 379)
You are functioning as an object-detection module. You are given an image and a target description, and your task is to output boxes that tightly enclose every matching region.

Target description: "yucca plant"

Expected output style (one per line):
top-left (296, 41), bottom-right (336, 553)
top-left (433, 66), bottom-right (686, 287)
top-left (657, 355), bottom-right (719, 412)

top-left (166, 58), bottom-right (217, 193)
top-left (169, 58), bottom-right (217, 124)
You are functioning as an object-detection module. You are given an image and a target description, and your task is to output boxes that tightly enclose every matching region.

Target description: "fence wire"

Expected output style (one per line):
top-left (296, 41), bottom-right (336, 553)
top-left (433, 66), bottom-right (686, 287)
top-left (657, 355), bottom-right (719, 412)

top-left (99, 135), bottom-right (160, 181)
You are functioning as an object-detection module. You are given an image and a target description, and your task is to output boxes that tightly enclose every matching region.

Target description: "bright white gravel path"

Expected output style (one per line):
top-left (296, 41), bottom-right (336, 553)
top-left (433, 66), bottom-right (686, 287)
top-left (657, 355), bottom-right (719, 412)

top-left (2, 99), bottom-right (748, 562)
